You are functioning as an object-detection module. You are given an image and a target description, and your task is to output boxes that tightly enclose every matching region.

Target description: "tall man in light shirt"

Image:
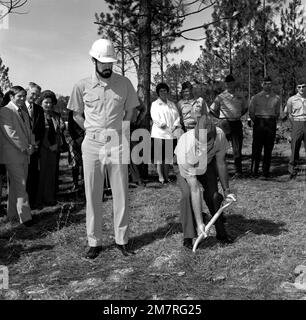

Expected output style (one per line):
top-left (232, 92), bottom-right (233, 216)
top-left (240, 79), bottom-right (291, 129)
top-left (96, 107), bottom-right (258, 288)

top-left (67, 39), bottom-right (139, 259)
top-left (283, 78), bottom-right (306, 179)
top-left (249, 76), bottom-right (280, 178)
top-left (210, 74), bottom-right (248, 176)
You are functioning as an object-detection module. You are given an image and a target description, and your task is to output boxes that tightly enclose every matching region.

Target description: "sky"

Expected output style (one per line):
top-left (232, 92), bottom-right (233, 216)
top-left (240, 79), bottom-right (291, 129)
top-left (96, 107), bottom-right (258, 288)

top-left (0, 0), bottom-right (305, 95)
top-left (0, 0), bottom-right (210, 95)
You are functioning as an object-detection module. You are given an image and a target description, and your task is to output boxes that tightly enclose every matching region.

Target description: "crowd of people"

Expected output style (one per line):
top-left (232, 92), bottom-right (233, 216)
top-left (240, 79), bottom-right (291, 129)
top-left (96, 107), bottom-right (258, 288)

top-left (0, 84), bottom-right (84, 225)
top-left (1, 38), bottom-right (306, 260)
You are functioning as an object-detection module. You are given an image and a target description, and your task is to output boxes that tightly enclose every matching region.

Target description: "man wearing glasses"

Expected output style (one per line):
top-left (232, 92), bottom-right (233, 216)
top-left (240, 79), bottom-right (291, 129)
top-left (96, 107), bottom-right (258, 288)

top-left (283, 79), bottom-right (306, 179)
top-left (249, 76), bottom-right (280, 178)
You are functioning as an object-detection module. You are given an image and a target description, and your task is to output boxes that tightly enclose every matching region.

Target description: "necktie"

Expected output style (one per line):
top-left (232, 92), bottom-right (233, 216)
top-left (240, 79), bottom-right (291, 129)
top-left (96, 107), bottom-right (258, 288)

top-left (28, 104), bottom-right (33, 119)
top-left (18, 108), bottom-right (25, 122)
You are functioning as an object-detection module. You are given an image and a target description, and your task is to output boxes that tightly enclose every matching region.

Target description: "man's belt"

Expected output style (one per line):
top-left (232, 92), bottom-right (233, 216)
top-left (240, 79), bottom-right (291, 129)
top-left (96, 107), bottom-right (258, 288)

top-left (219, 118), bottom-right (241, 121)
top-left (291, 118), bottom-right (306, 122)
top-left (255, 115), bottom-right (276, 119)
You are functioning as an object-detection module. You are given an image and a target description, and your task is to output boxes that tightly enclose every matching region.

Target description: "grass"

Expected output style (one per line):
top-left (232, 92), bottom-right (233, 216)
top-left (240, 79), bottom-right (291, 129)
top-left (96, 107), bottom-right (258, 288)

top-left (1, 134), bottom-right (306, 300)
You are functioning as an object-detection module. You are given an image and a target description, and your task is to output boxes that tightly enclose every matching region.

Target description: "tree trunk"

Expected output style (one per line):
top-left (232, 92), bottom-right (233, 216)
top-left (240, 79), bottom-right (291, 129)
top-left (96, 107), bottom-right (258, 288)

top-left (137, 0), bottom-right (151, 180)
top-left (120, 6), bottom-right (125, 76)
top-left (138, 0), bottom-right (151, 131)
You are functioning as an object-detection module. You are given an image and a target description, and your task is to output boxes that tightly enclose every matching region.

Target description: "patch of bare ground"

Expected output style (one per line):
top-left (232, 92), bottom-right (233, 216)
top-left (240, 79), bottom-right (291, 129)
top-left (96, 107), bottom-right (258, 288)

top-left (1, 137), bottom-right (306, 300)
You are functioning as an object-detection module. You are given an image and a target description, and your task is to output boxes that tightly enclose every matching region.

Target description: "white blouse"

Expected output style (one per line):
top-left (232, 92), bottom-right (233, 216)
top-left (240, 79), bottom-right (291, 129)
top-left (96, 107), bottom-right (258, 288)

top-left (150, 98), bottom-right (181, 139)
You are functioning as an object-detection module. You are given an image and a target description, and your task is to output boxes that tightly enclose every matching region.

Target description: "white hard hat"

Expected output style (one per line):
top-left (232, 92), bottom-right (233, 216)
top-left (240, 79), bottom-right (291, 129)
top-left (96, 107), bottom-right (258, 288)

top-left (89, 39), bottom-right (117, 63)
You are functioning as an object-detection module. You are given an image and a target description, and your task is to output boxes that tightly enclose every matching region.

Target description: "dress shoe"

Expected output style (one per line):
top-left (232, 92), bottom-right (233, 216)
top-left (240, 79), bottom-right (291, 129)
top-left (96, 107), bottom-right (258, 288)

top-left (23, 218), bottom-right (35, 227)
top-left (85, 246), bottom-right (102, 259)
top-left (116, 244), bottom-right (135, 256)
top-left (216, 234), bottom-right (234, 244)
top-left (289, 172), bottom-right (297, 180)
top-left (45, 201), bottom-right (57, 207)
top-left (158, 179), bottom-right (165, 185)
top-left (183, 238), bottom-right (193, 249)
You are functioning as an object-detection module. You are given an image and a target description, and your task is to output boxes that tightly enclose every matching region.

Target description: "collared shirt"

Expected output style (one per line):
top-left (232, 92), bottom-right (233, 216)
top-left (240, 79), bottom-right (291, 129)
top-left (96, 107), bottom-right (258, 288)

top-left (174, 127), bottom-right (229, 178)
top-left (284, 94), bottom-right (306, 121)
top-left (25, 101), bottom-right (33, 118)
top-left (150, 98), bottom-right (181, 139)
top-left (67, 72), bottom-right (139, 133)
top-left (177, 97), bottom-right (209, 131)
top-left (249, 91), bottom-right (280, 119)
top-left (210, 90), bottom-right (247, 120)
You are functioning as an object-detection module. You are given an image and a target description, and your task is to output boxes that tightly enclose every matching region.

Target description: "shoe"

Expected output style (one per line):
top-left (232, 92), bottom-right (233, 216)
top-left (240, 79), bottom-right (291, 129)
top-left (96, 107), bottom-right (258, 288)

top-left (116, 244), bottom-right (135, 256)
top-left (216, 234), bottom-right (234, 244)
top-left (232, 173), bottom-right (242, 179)
top-left (85, 246), bottom-right (102, 259)
top-left (183, 238), bottom-right (193, 249)
top-left (45, 201), bottom-right (57, 206)
top-left (136, 180), bottom-right (146, 187)
top-left (289, 172), bottom-right (297, 180)
top-left (158, 179), bottom-right (165, 185)
top-left (251, 172), bottom-right (259, 178)
top-left (22, 217), bottom-right (36, 227)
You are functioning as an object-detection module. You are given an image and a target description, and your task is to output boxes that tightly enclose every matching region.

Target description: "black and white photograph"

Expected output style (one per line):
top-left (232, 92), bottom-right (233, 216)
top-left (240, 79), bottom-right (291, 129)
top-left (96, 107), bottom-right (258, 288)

top-left (1, 0), bottom-right (306, 307)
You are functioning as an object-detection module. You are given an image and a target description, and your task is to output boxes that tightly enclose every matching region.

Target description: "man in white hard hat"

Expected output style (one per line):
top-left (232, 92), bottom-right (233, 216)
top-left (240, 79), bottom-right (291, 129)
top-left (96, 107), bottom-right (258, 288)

top-left (67, 39), bottom-right (139, 259)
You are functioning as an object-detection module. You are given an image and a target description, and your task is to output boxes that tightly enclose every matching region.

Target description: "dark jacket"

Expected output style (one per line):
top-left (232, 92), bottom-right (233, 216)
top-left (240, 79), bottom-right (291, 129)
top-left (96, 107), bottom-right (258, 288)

top-left (31, 103), bottom-right (45, 146)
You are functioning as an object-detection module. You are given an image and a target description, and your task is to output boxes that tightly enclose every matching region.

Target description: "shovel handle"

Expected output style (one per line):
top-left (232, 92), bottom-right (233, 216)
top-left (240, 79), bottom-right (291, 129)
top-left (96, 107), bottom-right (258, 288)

top-left (192, 200), bottom-right (234, 253)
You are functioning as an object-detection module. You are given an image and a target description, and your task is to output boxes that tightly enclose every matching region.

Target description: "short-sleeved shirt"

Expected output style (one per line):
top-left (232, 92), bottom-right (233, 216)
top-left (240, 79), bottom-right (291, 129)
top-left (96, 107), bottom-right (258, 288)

top-left (67, 72), bottom-right (139, 133)
top-left (174, 127), bottom-right (229, 178)
top-left (177, 97), bottom-right (209, 131)
top-left (249, 91), bottom-right (280, 119)
top-left (284, 94), bottom-right (306, 121)
top-left (210, 91), bottom-right (247, 121)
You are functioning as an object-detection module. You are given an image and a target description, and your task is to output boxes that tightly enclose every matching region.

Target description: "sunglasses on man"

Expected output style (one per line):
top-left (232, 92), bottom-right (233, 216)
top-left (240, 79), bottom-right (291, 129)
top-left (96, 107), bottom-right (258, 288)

top-left (297, 85), bottom-right (306, 89)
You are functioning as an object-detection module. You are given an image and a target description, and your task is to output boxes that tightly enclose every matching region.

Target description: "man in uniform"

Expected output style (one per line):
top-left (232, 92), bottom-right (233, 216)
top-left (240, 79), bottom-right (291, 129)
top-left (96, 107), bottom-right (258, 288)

top-left (249, 76), bottom-right (280, 178)
top-left (283, 78), bottom-right (306, 179)
top-left (209, 75), bottom-right (248, 176)
top-left (177, 81), bottom-right (209, 132)
top-left (67, 39), bottom-right (139, 259)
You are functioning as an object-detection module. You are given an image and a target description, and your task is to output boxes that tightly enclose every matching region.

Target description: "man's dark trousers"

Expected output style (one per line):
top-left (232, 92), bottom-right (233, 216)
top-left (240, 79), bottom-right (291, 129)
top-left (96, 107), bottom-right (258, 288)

top-left (251, 117), bottom-right (276, 176)
top-left (289, 120), bottom-right (306, 175)
top-left (26, 151), bottom-right (39, 208)
top-left (219, 120), bottom-right (243, 174)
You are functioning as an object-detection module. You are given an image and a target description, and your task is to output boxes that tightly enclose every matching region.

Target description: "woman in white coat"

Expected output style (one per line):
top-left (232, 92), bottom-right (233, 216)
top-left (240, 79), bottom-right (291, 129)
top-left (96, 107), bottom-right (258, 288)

top-left (150, 83), bottom-right (182, 184)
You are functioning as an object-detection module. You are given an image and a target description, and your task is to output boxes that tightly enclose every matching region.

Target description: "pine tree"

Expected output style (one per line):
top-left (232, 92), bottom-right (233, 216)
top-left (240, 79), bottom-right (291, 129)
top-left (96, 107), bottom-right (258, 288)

top-left (204, 0), bottom-right (285, 76)
top-left (96, 1), bottom-right (184, 131)
top-left (273, 0), bottom-right (306, 97)
top-left (0, 57), bottom-right (12, 92)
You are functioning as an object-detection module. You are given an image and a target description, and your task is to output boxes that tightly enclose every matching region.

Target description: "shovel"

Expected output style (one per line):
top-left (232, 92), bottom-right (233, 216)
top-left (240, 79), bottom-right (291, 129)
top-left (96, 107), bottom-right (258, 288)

top-left (192, 196), bottom-right (236, 253)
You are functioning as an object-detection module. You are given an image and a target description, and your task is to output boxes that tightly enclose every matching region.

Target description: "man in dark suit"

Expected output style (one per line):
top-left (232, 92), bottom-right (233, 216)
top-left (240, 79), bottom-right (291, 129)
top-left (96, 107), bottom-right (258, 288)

top-left (25, 82), bottom-right (45, 209)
